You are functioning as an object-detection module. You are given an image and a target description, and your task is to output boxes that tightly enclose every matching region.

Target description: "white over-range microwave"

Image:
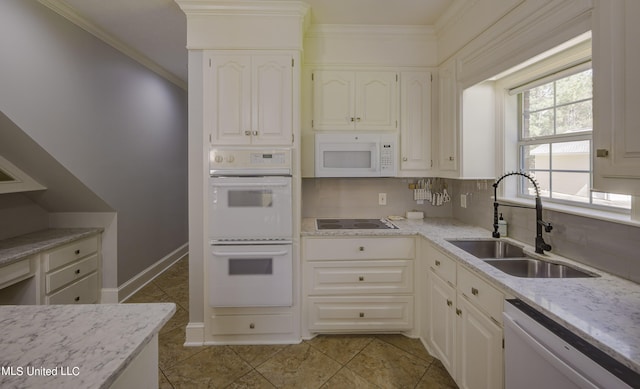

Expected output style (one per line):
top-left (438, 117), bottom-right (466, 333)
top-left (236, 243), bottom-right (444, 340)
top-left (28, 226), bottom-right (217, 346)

top-left (315, 133), bottom-right (397, 177)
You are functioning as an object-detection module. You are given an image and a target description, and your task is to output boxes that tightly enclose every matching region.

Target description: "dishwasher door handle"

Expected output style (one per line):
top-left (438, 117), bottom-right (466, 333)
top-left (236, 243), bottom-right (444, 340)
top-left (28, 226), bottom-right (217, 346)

top-left (504, 312), bottom-right (599, 389)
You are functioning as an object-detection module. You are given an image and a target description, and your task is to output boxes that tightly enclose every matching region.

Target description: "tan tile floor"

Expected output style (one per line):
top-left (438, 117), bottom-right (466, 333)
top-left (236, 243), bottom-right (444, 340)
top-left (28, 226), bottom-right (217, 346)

top-left (125, 256), bottom-right (458, 389)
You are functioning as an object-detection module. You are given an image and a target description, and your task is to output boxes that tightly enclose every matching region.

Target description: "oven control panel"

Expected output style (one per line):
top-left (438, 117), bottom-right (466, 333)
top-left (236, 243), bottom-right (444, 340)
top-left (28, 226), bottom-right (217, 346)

top-left (210, 148), bottom-right (291, 175)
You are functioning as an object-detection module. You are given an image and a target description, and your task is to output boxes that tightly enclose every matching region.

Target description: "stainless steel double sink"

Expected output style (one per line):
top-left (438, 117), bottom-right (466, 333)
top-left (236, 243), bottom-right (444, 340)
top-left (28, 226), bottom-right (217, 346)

top-left (446, 239), bottom-right (598, 278)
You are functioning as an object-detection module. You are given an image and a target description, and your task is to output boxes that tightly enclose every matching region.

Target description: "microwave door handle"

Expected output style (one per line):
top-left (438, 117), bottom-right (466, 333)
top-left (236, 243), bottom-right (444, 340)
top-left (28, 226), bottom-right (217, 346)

top-left (212, 250), bottom-right (289, 257)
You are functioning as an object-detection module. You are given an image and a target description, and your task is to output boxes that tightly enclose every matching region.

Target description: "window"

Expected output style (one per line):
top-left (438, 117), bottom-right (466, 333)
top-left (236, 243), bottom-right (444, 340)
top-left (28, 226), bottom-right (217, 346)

top-left (514, 65), bottom-right (631, 211)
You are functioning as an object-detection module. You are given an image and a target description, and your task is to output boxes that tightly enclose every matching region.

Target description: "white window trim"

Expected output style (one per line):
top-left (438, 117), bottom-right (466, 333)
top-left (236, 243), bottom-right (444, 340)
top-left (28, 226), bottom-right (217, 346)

top-left (494, 33), bottom-right (637, 225)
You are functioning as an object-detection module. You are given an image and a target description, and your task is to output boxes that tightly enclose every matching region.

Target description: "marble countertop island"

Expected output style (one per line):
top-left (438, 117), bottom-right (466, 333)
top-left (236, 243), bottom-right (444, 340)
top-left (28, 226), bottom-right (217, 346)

top-left (0, 303), bottom-right (175, 389)
top-left (302, 217), bottom-right (640, 375)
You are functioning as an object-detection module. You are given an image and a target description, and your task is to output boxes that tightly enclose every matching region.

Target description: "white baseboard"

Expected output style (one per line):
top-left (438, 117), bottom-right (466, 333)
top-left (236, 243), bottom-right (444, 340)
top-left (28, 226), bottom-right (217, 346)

top-left (118, 243), bottom-right (188, 302)
top-left (184, 322), bottom-right (205, 346)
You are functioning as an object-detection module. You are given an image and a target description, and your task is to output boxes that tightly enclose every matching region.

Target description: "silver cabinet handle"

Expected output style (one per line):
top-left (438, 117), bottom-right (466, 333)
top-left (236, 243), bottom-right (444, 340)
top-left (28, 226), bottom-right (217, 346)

top-left (252, 131), bottom-right (259, 136)
top-left (471, 287), bottom-right (479, 296)
top-left (359, 246), bottom-right (365, 251)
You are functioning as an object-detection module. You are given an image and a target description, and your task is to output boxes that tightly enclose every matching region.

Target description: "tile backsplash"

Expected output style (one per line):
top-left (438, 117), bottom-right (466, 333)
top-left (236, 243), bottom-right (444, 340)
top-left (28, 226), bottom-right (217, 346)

top-left (302, 178), bottom-right (452, 219)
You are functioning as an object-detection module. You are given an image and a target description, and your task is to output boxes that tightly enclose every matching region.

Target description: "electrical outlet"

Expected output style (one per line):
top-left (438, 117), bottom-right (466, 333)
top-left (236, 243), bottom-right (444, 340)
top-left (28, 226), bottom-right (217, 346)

top-left (460, 194), bottom-right (467, 208)
top-left (378, 193), bottom-right (387, 205)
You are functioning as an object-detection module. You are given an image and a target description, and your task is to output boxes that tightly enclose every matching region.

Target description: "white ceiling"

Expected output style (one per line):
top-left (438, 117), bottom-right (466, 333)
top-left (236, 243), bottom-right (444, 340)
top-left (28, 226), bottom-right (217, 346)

top-left (51, 0), bottom-right (455, 86)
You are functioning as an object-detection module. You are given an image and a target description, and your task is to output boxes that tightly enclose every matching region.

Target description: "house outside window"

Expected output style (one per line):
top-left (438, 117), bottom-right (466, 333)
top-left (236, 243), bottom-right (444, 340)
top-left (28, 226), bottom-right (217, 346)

top-left (513, 63), bottom-right (631, 211)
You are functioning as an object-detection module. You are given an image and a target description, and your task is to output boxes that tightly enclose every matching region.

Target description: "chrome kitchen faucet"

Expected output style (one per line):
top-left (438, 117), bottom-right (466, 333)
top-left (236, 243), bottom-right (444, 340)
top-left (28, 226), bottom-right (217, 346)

top-left (492, 171), bottom-right (553, 254)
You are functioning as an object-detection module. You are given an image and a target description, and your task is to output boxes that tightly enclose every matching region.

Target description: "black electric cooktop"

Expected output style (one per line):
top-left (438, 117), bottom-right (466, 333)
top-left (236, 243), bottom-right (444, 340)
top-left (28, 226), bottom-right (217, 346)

top-left (316, 218), bottom-right (398, 230)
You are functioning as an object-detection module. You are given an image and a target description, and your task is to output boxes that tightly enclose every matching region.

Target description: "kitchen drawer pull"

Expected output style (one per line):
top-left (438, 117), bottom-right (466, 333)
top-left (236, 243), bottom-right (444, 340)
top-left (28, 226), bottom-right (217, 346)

top-left (359, 312), bottom-right (365, 318)
top-left (358, 276), bottom-right (364, 281)
top-left (75, 269), bottom-right (81, 275)
top-left (359, 246), bottom-right (365, 252)
top-left (249, 323), bottom-right (255, 329)
top-left (456, 308), bottom-right (462, 316)
top-left (446, 299), bottom-right (453, 307)
top-left (74, 296), bottom-right (80, 302)
top-left (75, 249), bottom-right (81, 255)
top-left (471, 287), bottom-right (479, 296)
top-left (245, 131), bottom-right (251, 136)
top-left (435, 260), bottom-right (441, 266)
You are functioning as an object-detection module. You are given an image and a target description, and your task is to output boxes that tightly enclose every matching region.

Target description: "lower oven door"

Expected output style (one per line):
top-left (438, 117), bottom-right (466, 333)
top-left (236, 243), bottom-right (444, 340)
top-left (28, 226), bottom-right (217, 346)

top-left (209, 244), bottom-right (292, 307)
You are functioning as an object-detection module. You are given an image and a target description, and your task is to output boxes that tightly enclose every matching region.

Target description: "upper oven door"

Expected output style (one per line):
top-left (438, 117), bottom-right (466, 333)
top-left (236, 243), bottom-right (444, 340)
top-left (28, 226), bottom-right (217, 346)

top-left (209, 176), bottom-right (292, 240)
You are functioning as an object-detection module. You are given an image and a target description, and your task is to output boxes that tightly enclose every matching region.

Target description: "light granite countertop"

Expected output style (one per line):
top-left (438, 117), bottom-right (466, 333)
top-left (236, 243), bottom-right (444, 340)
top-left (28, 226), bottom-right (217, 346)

top-left (0, 228), bottom-right (103, 268)
top-left (0, 303), bottom-right (175, 389)
top-left (302, 217), bottom-right (640, 375)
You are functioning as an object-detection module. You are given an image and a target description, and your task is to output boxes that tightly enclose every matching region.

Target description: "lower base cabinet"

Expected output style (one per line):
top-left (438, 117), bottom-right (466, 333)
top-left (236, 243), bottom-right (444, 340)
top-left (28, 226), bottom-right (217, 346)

top-left (303, 236), bottom-right (416, 335)
top-left (425, 240), bottom-right (504, 389)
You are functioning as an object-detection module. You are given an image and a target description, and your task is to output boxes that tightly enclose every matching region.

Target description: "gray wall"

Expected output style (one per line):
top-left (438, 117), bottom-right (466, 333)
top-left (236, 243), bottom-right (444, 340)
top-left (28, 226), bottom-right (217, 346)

top-left (0, 0), bottom-right (188, 285)
top-left (451, 180), bottom-right (640, 283)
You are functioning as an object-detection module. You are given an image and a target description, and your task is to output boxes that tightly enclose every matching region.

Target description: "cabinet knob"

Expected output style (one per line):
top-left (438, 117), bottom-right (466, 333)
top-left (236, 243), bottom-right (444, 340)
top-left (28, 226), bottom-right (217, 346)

top-left (402, 157), bottom-right (408, 161)
top-left (75, 249), bottom-right (80, 255)
top-left (471, 287), bottom-right (479, 296)
top-left (356, 117), bottom-right (361, 122)
top-left (435, 260), bottom-right (441, 267)
top-left (358, 276), bottom-right (364, 281)
top-left (446, 299), bottom-right (453, 307)
top-left (449, 156), bottom-right (455, 161)
top-left (359, 312), bottom-right (365, 318)
top-left (350, 117), bottom-right (355, 122)
top-left (244, 131), bottom-right (251, 136)
top-left (596, 149), bottom-right (609, 158)
top-left (456, 308), bottom-right (462, 316)
top-left (249, 323), bottom-right (255, 329)
top-left (75, 269), bottom-right (81, 275)
top-left (74, 296), bottom-right (80, 302)
top-left (359, 246), bottom-right (365, 251)
top-left (252, 131), bottom-right (259, 136)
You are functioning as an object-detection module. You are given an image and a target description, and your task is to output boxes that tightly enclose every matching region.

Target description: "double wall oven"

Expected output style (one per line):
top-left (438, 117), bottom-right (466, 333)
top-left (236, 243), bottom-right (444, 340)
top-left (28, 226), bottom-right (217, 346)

top-left (209, 148), bottom-right (293, 307)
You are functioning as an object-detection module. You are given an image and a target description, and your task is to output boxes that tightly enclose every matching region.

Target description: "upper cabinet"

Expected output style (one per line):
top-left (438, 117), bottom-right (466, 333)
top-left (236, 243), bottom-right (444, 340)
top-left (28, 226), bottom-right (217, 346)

top-left (435, 59), bottom-right (495, 179)
top-left (592, 0), bottom-right (640, 195)
top-left (312, 70), bottom-right (398, 131)
top-left (206, 52), bottom-right (293, 146)
top-left (399, 71), bottom-right (433, 173)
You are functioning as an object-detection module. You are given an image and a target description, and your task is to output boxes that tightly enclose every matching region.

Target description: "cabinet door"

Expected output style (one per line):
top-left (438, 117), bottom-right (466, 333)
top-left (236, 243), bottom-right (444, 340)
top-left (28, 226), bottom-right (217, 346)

top-left (456, 295), bottom-right (503, 389)
top-left (427, 271), bottom-right (456, 376)
top-left (593, 0), bottom-right (640, 195)
top-left (437, 61), bottom-right (458, 172)
top-left (356, 71), bottom-right (398, 131)
top-left (400, 72), bottom-right (432, 171)
top-left (312, 70), bottom-right (355, 130)
top-left (207, 55), bottom-right (252, 145)
top-left (252, 55), bottom-right (293, 145)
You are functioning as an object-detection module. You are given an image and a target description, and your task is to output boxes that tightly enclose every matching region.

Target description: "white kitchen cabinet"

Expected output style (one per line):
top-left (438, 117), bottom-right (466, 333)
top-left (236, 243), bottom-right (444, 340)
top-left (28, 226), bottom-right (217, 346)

top-left (436, 60), bottom-right (495, 179)
top-left (424, 241), bottom-right (504, 389)
top-left (302, 236), bottom-right (415, 334)
top-left (592, 0), bottom-right (640, 195)
top-left (42, 236), bottom-right (100, 304)
top-left (206, 52), bottom-right (293, 146)
top-left (312, 70), bottom-right (398, 131)
top-left (437, 60), bottom-right (459, 172)
top-left (399, 71), bottom-right (433, 173)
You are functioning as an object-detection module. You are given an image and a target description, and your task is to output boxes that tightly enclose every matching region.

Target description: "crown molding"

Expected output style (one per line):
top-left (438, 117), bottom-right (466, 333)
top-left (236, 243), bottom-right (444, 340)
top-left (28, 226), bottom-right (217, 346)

top-left (306, 24), bottom-right (436, 39)
top-left (38, 0), bottom-right (187, 90)
top-left (175, 0), bottom-right (310, 17)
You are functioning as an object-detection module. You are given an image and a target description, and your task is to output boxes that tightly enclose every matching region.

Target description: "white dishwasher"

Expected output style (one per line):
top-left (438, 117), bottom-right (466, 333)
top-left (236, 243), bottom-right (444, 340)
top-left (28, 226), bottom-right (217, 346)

top-left (503, 299), bottom-right (639, 389)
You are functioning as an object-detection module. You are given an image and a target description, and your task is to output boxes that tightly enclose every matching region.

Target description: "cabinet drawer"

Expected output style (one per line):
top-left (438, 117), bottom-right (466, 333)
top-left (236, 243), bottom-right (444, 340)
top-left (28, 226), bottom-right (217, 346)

top-left (457, 266), bottom-right (504, 324)
top-left (210, 313), bottom-right (293, 335)
top-left (306, 260), bottom-right (413, 295)
top-left (46, 272), bottom-right (99, 304)
top-left (46, 254), bottom-right (98, 293)
top-left (304, 237), bottom-right (414, 261)
top-left (428, 246), bottom-right (456, 286)
top-left (0, 258), bottom-right (33, 289)
top-left (307, 296), bottom-right (413, 331)
top-left (44, 236), bottom-right (98, 272)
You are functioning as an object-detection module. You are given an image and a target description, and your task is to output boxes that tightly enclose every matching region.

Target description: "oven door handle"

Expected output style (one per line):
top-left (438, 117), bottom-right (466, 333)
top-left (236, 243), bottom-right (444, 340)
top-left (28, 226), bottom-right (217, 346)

top-left (212, 250), bottom-right (289, 257)
top-left (211, 182), bottom-right (289, 188)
